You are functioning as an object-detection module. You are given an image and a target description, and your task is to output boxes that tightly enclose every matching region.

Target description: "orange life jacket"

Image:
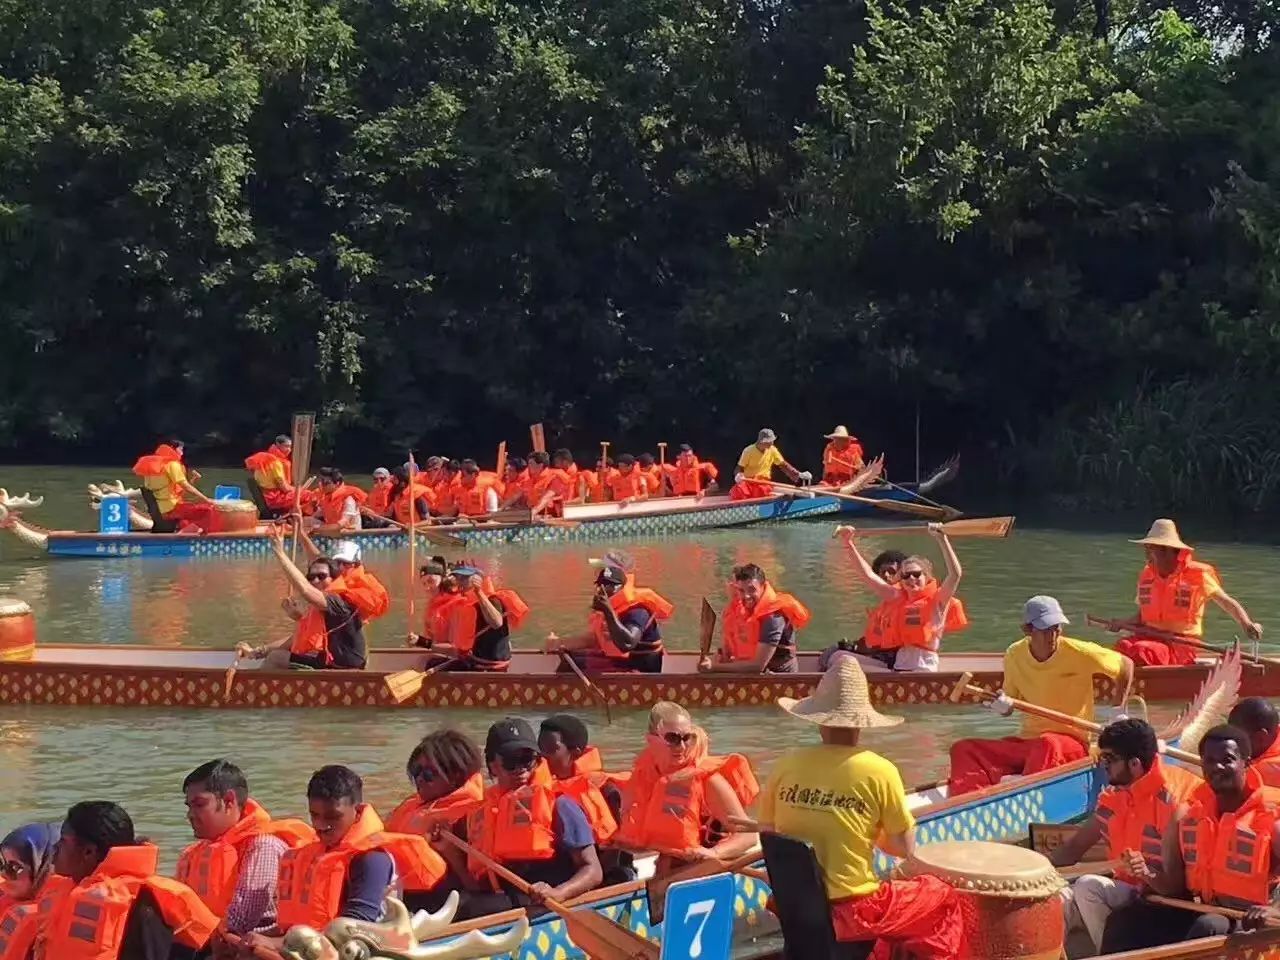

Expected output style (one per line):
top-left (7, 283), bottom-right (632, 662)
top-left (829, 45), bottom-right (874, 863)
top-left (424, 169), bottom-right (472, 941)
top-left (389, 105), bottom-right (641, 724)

top-left (288, 575), bottom-right (372, 663)
top-left (443, 586), bottom-right (530, 663)
top-left (0, 878), bottom-right (70, 960)
top-left (549, 747), bottom-right (619, 844)
top-left (615, 750), bottom-right (759, 853)
top-left (424, 592), bottom-right (461, 644)
top-left (174, 800), bottom-right (315, 917)
top-left (385, 774), bottom-right (487, 835)
top-left (879, 580), bottom-right (968, 652)
top-left (1180, 771), bottom-right (1279, 905)
top-left (531, 468), bottom-right (573, 503)
top-left (1254, 737), bottom-right (1280, 789)
top-left (588, 578), bottom-right (675, 658)
top-left (639, 465), bottom-right (663, 495)
top-left (132, 445), bottom-right (185, 502)
top-left (455, 477), bottom-right (499, 517)
top-left (320, 484), bottom-right (368, 525)
top-left (821, 441), bottom-right (864, 481)
top-left (369, 479), bottom-right (395, 515)
top-left (243, 446), bottom-right (293, 491)
top-left (503, 470), bottom-right (531, 504)
top-left (465, 784), bottom-right (558, 879)
top-left (606, 469), bottom-right (648, 501)
top-left (393, 482), bottom-right (436, 524)
top-left (332, 568), bottom-right (390, 622)
top-left (863, 595), bottom-right (898, 650)
top-left (276, 805), bottom-right (445, 931)
top-left (1096, 758), bottom-right (1201, 884)
top-left (720, 584), bottom-right (810, 661)
top-left (668, 458), bottom-right (717, 496)
top-left (1136, 554), bottom-right (1220, 639)
top-left (38, 846), bottom-right (217, 960)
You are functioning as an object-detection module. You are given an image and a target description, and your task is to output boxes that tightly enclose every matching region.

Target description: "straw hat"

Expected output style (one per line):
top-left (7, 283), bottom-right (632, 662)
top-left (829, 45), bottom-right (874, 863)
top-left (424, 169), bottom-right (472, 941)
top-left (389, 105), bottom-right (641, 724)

top-left (824, 425), bottom-right (855, 440)
top-left (1130, 518), bottom-right (1192, 551)
top-left (777, 657), bottom-right (903, 729)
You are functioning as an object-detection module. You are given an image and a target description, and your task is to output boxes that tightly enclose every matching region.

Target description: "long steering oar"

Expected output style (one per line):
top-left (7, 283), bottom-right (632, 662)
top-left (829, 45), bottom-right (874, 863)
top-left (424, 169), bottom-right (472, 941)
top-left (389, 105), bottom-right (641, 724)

top-left (557, 647), bottom-right (613, 724)
top-left (1144, 894), bottom-right (1280, 928)
top-left (646, 848), bottom-right (765, 924)
top-left (947, 671), bottom-right (1199, 765)
top-left (1087, 613), bottom-right (1278, 667)
top-left (767, 480), bottom-right (959, 522)
top-left (442, 833), bottom-right (659, 960)
top-left (837, 516), bottom-right (1015, 539)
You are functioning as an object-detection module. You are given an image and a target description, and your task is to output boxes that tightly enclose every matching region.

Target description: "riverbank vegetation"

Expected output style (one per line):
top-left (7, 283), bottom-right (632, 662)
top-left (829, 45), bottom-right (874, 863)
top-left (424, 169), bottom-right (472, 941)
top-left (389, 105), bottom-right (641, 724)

top-left (1, 0), bottom-right (1277, 508)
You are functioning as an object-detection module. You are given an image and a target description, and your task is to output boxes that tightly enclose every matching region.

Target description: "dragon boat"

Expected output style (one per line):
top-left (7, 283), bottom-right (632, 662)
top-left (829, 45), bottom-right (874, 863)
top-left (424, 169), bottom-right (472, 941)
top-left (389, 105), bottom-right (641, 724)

top-left (5, 641), bottom-right (1275, 709)
top-left (256, 757), bottom-right (1104, 960)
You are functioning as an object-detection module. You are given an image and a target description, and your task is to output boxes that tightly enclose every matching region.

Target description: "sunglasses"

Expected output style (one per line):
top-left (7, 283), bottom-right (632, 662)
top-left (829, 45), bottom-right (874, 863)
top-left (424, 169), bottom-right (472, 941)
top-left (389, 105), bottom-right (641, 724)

top-left (409, 764), bottom-right (440, 784)
top-left (663, 732), bottom-right (697, 746)
top-left (306, 572), bottom-right (332, 582)
top-left (0, 860), bottom-right (26, 880)
top-left (900, 570), bottom-right (926, 581)
top-left (500, 750), bottom-right (539, 772)
top-left (1098, 752), bottom-right (1123, 766)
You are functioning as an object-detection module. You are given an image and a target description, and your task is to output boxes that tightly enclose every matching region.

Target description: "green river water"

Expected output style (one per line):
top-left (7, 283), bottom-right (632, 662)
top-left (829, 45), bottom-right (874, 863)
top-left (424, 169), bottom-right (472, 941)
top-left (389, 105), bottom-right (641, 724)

top-left (1, 465), bottom-right (1275, 866)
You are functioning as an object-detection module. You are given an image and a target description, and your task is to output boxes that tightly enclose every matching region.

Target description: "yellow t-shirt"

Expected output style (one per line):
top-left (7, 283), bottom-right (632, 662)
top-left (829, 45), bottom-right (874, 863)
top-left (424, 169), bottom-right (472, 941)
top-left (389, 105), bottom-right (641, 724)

top-left (738, 443), bottom-right (785, 480)
top-left (252, 458), bottom-right (288, 491)
top-left (1003, 636), bottom-right (1126, 739)
top-left (760, 745), bottom-right (913, 898)
top-left (143, 460), bottom-right (188, 513)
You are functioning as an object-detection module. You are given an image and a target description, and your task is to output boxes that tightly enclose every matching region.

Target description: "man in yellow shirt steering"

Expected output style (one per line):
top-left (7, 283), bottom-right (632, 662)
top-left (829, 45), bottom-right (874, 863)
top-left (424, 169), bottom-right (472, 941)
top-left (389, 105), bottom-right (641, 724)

top-left (731, 428), bottom-right (810, 500)
top-left (947, 595), bottom-right (1134, 796)
top-left (757, 657), bottom-right (962, 958)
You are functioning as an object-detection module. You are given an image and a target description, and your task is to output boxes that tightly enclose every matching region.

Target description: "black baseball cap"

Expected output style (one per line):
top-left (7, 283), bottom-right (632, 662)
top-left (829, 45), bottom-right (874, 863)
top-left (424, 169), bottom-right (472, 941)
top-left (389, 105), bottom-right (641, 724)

top-left (485, 718), bottom-right (538, 760)
top-left (595, 564), bottom-right (627, 587)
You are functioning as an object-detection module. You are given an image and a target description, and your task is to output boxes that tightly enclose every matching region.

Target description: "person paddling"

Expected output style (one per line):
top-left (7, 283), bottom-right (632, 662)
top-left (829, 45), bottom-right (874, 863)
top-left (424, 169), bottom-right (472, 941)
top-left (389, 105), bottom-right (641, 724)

top-left (731, 428), bottom-right (810, 500)
top-left (1229, 697), bottom-right (1280, 787)
top-left (699, 563), bottom-right (810, 674)
top-left (243, 435), bottom-right (296, 515)
top-left (418, 563), bottom-right (529, 672)
top-left (132, 440), bottom-right (218, 532)
top-left (820, 425), bottom-right (864, 486)
top-left (1111, 519), bottom-right (1262, 666)
top-left (664, 443), bottom-right (719, 497)
top-left (546, 558), bottom-right (673, 673)
top-left (757, 657), bottom-right (963, 959)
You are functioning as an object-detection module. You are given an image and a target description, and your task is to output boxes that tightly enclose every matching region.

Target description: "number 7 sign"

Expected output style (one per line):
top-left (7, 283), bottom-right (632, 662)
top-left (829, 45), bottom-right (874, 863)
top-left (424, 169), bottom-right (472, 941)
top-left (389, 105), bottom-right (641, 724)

top-left (661, 872), bottom-right (736, 960)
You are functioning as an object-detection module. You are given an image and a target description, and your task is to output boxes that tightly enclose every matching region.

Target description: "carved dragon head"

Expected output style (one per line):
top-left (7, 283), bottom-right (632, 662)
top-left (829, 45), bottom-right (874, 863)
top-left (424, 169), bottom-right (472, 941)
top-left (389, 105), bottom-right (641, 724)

top-left (0, 489), bottom-right (44, 510)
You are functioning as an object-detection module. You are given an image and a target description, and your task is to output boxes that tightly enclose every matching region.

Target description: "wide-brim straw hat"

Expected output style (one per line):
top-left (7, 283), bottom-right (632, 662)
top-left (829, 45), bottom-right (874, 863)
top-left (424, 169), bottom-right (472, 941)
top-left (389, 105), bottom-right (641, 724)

top-left (824, 425), bottom-right (854, 440)
top-left (1130, 518), bottom-right (1192, 551)
top-left (777, 657), bottom-right (903, 729)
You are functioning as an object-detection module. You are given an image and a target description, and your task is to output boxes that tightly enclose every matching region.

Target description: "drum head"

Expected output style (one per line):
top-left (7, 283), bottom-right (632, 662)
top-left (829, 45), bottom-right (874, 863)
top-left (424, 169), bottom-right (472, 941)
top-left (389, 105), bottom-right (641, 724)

top-left (0, 597), bottom-right (32, 617)
top-left (901, 841), bottom-right (1064, 899)
top-left (214, 499), bottom-right (257, 512)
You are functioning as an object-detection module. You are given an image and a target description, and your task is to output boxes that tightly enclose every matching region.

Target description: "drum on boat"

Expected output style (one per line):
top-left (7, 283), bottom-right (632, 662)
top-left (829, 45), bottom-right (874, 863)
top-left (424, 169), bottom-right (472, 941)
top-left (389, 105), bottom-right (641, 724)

top-left (898, 840), bottom-right (1065, 960)
top-left (0, 597), bottom-right (36, 661)
top-left (210, 499), bottom-right (259, 533)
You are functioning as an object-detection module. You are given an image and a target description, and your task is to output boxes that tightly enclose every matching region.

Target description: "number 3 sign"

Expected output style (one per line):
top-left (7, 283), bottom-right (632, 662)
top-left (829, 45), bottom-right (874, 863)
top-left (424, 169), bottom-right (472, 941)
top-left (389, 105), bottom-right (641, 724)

top-left (99, 496), bottom-right (129, 534)
top-left (661, 872), bottom-right (736, 960)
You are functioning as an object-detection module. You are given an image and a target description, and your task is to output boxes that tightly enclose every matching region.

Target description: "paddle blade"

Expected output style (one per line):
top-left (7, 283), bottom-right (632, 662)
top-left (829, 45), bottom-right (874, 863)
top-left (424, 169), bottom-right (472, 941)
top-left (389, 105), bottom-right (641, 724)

top-left (563, 909), bottom-right (659, 960)
top-left (495, 441), bottom-right (507, 479)
top-left (384, 669), bottom-right (425, 704)
top-left (700, 598), bottom-right (717, 658)
top-left (942, 516), bottom-right (1015, 538)
top-left (530, 423), bottom-right (546, 453)
top-left (291, 413), bottom-right (315, 486)
top-left (863, 496), bottom-right (954, 521)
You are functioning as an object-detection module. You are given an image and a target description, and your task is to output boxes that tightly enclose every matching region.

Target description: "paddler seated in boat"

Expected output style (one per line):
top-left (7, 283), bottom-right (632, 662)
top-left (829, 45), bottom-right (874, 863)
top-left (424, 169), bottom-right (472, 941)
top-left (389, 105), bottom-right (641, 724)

top-left (546, 558), bottom-right (673, 673)
top-left (699, 563), bottom-right (810, 674)
top-left (175, 759), bottom-right (315, 942)
top-left (837, 523), bottom-right (966, 672)
top-left (498, 457), bottom-right (530, 509)
top-left (637, 453), bottom-right (664, 495)
top-left (1051, 718), bottom-right (1201, 956)
top-left (1100, 725), bottom-right (1280, 951)
top-left (433, 718), bottom-right (605, 921)
top-left (408, 556), bottom-right (457, 649)
top-left (820, 424), bottom-right (864, 486)
top-left (298, 531), bottom-right (390, 624)
top-left (246, 765), bottom-right (447, 953)
top-left (132, 439), bottom-right (219, 533)
top-left (442, 460), bottom-right (501, 519)
top-left (1112, 518), bottom-right (1262, 666)
top-left (731, 427), bottom-right (811, 500)
top-left (388, 730), bottom-right (487, 836)
top-left (614, 702), bottom-right (760, 874)
top-left (235, 527), bottom-right (367, 669)
top-left (756, 657), bottom-right (963, 960)
top-left (385, 463), bottom-right (436, 527)
top-left (309, 467), bottom-right (365, 534)
top-left (1230, 697), bottom-right (1280, 787)
top-left (360, 466), bottom-right (396, 528)
top-left (664, 443), bottom-right (719, 498)
top-left (0, 822), bottom-right (66, 960)
top-left (604, 454), bottom-right (650, 503)
top-left (527, 451), bottom-right (573, 518)
top-left (947, 596), bottom-right (1134, 797)
top-left (417, 563), bottom-right (530, 672)
top-left (243, 435), bottom-right (295, 517)
top-left (43, 800), bottom-right (218, 960)
top-left (850, 549), bottom-right (907, 668)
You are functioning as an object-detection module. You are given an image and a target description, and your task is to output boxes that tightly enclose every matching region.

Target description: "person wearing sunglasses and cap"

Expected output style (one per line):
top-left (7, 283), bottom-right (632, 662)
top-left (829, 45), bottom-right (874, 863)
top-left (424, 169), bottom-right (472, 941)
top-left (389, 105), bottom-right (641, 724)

top-left (295, 530), bottom-right (391, 624)
top-left (947, 595), bottom-right (1134, 797)
top-left (837, 523), bottom-right (967, 672)
top-left (731, 428), bottom-right (811, 501)
top-left (235, 526), bottom-right (368, 669)
top-left (417, 563), bottom-right (530, 672)
top-left (436, 718), bottom-right (604, 920)
top-left (545, 559), bottom-right (673, 673)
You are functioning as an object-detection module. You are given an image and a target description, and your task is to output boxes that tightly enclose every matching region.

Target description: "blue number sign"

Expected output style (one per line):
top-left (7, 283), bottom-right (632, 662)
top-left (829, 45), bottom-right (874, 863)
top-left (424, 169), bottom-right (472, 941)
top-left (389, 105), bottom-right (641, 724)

top-left (99, 496), bottom-right (129, 534)
top-left (213, 484), bottom-right (242, 501)
top-left (660, 872), bottom-right (736, 960)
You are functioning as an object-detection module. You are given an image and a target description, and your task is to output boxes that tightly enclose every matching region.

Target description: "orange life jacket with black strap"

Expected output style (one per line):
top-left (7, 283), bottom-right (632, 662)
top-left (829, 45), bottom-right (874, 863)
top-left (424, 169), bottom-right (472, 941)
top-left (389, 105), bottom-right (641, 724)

top-left (1, 878), bottom-right (71, 960)
top-left (276, 805), bottom-right (446, 931)
top-left (880, 579), bottom-right (968, 652)
top-left (332, 567), bottom-right (390, 622)
top-left (1096, 758), bottom-right (1201, 885)
top-left (132, 445), bottom-right (186, 504)
top-left (174, 800), bottom-right (316, 917)
top-left (720, 584), bottom-right (810, 663)
top-left (37, 846), bottom-right (218, 960)
top-left (393, 482), bottom-right (436, 524)
top-left (443, 582), bottom-right (530, 668)
top-left (549, 747), bottom-right (619, 844)
top-left (465, 783), bottom-right (558, 880)
top-left (588, 578), bottom-right (674, 659)
top-left (288, 575), bottom-right (371, 663)
top-left (320, 484), bottom-right (368, 525)
top-left (615, 748), bottom-right (759, 853)
top-left (385, 774), bottom-right (487, 836)
top-left (1136, 554), bottom-right (1220, 639)
top-left (1179, 770), bottom-right (1280, 905)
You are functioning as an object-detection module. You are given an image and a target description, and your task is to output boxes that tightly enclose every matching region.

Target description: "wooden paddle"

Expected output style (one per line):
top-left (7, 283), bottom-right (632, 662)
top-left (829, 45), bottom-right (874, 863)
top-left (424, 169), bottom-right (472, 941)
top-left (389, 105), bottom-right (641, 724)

top-left (850, 516), bottom-right (1015, 539)
top-left (1087, 614), bottom-right (1278, 667)
top-left (287, 412), bottom-right (315, 596)
top-left (442, 833), bottom-right (659, 960)
top-left (699, 598), bottom-right (717, 661)
top-left (947, 672), bottom-right (1199, 764)
top-left (646, 849), bottom-right (764, 924)
top-left (530, 423), bottom-right (546, 454)
top-left (222, 653), bottom-right (242, 703)
top-left (384, 657), bottom-right (460, 704)
top-left (372, 511), bottom-right (466, 548)
top-left (495, 441), bottom-right (508, 484)
top-left (407, 451), bottom-right (419, 647)
top-left (557, 647), bottom-right (612, 724)
top-left (767, 480), bottom-right (959, 522)
top-left (1145, 894), bottom-right (1280, 928)
top-left (1057, 859), bottom-right (1122, 880)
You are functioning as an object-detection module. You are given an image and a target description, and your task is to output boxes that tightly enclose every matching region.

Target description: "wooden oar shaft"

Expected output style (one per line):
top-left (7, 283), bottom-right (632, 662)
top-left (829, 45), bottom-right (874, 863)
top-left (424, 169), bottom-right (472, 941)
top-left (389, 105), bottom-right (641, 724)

top-left (1087, 614), bottom-right (1274, 666)
top-left (558, 648), bottom-right (612, 724)
top-left (1058, 859), bottom-right (1122, 880)
top-left (442, 833), bottom-right (566, 913)
top-left (768, 480), bottom-right (951, 520)
top-left (1145, 894), bottom-right (1280, 926)
top-left (855, 516), bottom-right (1014, 538)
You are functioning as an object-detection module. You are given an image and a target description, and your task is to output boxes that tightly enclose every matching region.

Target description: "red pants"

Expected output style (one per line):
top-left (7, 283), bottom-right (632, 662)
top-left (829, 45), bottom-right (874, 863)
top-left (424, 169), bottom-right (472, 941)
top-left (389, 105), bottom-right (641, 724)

top-left (164, 502), bottom-right (219, 533)
top-left (262, 488), bottom-right (297, 512)
top-left (947, 733), bottom-right (1088, 796)
top-left (1115, 635), bottom-right (1196, 666)
top-left (831, 877), bottom-right (962, 960)
top-left (730, 480), bottom-right (775, 500)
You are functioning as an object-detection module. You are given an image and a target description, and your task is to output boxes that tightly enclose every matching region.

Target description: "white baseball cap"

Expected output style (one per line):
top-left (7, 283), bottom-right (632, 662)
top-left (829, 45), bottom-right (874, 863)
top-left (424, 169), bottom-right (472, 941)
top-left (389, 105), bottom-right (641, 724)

top-left (332, 541), bottom-right (362, 564)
